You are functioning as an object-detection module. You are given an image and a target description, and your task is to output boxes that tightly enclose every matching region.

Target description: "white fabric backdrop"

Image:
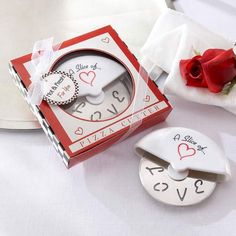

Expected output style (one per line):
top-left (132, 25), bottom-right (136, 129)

top-left (1, 0), bottom-right (236, 235)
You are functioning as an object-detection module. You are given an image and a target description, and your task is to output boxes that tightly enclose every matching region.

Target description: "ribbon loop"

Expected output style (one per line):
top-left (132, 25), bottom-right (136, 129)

top-left (28, 37), bottom-right (60, 105)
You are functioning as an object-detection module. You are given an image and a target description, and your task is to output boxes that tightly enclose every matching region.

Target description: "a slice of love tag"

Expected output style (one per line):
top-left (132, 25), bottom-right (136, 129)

top-left (42, 71), bottom-right (79, 105)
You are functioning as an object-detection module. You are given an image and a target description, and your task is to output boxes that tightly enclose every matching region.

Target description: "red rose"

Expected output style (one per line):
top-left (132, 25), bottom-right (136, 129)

top-left (179, 48), bottom-right (236, 93)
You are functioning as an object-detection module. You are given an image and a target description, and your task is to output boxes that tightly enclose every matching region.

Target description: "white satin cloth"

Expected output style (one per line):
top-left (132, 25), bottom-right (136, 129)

top-left (142, 9), bottom-right (236, 115)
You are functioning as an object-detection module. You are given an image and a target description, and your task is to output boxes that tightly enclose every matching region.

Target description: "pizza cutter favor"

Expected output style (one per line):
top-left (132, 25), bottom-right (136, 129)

top-left (9, 26), bottom-right (172, 167)
top-left (135, 127), bottom-right (231, 206)
top-left (54, 51), bottom-right (132, 121)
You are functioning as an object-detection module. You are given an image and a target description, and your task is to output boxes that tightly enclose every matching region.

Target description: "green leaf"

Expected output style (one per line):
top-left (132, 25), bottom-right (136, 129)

top-left (222, 77), bottom-right (236, 95)
top-left (193, 49), bottom-right (201, 56)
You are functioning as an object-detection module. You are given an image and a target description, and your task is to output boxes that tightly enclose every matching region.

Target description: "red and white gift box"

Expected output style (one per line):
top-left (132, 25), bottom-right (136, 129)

top-left (9, 26), bottom-right (172, 168)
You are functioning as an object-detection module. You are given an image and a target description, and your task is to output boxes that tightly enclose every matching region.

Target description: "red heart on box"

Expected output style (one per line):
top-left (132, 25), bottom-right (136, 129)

top-left (178, 143), bottom-right (196, 160)
top-left (143, 95), bottom-right (150, 102)
top-left (74, 127), bottom-right (83, 135)
top-left (79, 71), bottom-right (96, 86)
top-left (101, 37), bottom-right (110, 43)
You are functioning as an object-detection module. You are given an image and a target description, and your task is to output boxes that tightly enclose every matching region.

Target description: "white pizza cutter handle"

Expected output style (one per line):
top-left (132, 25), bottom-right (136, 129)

top-left (77, 56), bottom-right (127, 105)
top-left (135, 127), bottom-right (231, 182)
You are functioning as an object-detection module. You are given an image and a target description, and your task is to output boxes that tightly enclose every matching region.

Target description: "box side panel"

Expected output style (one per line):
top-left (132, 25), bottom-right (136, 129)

top-left (69, 107), bottom-right (172, 168)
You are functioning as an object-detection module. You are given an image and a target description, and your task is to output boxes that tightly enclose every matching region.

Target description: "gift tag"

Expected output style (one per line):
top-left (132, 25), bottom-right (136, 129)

top-left (42, 71), bottom-right (79, 105)
top-left (53, 51), bottom-right (133, 121)
top-left (135, 127), bottom-right (231, 206)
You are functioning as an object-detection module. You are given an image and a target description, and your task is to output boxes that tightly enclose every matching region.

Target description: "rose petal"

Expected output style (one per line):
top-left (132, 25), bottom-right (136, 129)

top-left (202, 49), bottom-right (236, 93)
top-left (180, 56), bottom-right (207, 88)
top-left (201, 48), bottom-right (226, 63)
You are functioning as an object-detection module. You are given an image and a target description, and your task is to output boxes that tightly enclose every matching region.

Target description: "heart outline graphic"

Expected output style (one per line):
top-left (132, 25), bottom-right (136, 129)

top-left (74, 127), bottom-right (83, 135)
top-left (143, 95), bottom-right (150, 102)
top-left (178, 143), bottom-right (196, 160)
top-left (101, 37), bottom-right (110, 43)
top-left (79, 71), bottom-right (96, 87)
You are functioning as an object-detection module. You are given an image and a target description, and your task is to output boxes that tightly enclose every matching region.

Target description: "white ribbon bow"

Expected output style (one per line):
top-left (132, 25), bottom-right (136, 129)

top-left (28, 37), bottom-right (60, 105)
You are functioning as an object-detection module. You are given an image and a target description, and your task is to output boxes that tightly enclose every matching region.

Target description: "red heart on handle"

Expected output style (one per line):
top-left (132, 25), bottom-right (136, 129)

top-left (79, 71), bottom-right (96, 86)
top-left (178, 143), bottom-right (196, 160)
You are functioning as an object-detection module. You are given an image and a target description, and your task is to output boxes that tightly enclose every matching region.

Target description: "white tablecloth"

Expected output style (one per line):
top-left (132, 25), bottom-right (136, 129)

top-left (1, 0), bottom-right (236, 235)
